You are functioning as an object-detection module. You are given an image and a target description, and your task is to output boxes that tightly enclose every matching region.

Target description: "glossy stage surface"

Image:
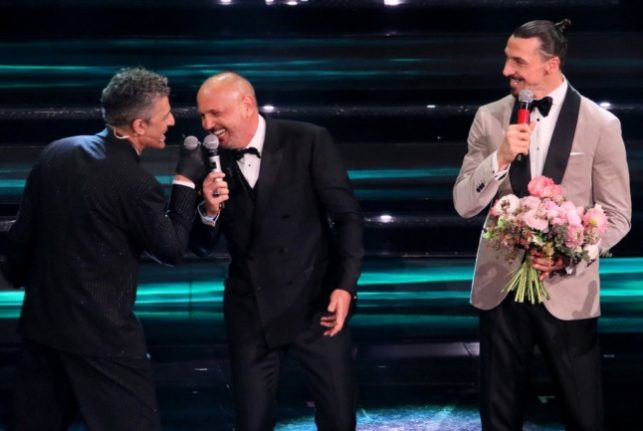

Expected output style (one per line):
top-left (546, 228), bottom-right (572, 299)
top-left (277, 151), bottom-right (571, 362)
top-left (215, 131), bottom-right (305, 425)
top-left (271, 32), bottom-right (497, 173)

top-left (1, 257), bottom-right (642, 430)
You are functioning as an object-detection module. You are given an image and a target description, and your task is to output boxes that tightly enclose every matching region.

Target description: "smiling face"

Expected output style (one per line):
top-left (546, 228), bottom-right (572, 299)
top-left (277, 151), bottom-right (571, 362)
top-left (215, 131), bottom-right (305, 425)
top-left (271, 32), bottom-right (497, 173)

top-left (130, 95), bottom-right (175, 152)
top-left (197, 74), bottom-right (258, 150)
top-left (502, 35), bottom-right (562, 99)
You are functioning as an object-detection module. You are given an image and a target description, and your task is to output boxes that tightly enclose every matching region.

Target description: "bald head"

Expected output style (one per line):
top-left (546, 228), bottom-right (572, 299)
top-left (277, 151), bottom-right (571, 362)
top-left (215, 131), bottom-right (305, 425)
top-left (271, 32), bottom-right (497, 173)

top-left (197, 72), bottom-right (260, 150)
top-left (198, 72), bottom-right (257, 107)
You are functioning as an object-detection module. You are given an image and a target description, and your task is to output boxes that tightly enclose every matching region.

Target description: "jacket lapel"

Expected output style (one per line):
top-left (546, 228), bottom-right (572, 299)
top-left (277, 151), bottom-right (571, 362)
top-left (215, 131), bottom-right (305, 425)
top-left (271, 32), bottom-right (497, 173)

top-left (253, 119), bottom-right (284, 232)
top-left (219, 151), bottom-right (241, 193)
top-left (541, 85), bottom-right (581, 184)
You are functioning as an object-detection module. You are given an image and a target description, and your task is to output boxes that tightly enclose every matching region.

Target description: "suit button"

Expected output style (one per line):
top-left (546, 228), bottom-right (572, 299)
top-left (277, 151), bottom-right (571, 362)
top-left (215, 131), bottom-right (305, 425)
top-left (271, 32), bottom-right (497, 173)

top-left (278, 247), bottom-right (288, 254)
top-left (248, 253), bottom-right (255, 260)
top-left (256, 285), bottom-right (263, 292)
top-left (281, 214), bottom-right (290, 219)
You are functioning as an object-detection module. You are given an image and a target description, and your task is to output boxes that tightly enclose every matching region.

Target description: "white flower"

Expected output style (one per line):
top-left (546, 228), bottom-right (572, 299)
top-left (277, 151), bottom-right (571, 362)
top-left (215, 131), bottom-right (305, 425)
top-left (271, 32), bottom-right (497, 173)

top-left (584, 243), bottom-right (600, 261)
top-left (491, 194), bottom-right (520, 217)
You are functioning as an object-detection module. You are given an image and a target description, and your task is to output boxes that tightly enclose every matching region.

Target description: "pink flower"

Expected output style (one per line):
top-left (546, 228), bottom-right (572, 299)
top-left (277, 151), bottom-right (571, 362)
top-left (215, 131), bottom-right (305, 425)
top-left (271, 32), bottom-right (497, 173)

top-left (565, 224), bottom-right (584, 249)
top-left (560, 201), bottom-right (582, 226)
top-left (528, 176), bottom-right (555, 198)
top-left (541, 184), bottom-right (564, 199)
top-left (522, 209), bottom-right (549, 232)
top-left (521, 196), bottom-right (541, 211)
top-left (583, 205), bottom-right (608, 234)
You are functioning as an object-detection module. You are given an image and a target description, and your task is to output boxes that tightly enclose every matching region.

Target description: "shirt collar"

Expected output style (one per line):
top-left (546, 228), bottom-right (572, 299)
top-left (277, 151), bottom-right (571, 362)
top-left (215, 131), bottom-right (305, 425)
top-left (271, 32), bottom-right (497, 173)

top-left (546, 76), bottom-right (568, 108)
top-left (243, 115), bottom-right (266, 155)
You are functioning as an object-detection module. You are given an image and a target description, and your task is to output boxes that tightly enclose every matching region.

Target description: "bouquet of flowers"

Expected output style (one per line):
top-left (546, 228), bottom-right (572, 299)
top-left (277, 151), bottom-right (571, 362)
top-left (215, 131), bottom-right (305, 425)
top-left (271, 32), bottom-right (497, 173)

top-left (483, 176), bottom-right (608, 304)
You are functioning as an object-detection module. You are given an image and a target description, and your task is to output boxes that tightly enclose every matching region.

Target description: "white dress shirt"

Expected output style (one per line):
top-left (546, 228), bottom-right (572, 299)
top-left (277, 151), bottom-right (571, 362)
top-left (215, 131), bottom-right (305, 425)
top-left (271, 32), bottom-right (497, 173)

top-left (236, 115), bottom-right (265, 188)
top-left (528, 79), bottom-right (568, 177)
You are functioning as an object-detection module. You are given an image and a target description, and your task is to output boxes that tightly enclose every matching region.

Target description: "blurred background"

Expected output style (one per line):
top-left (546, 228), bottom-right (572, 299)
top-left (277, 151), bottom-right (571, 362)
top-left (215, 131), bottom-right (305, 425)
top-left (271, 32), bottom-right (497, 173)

top-left (1, 1), bottom-right (642, 429)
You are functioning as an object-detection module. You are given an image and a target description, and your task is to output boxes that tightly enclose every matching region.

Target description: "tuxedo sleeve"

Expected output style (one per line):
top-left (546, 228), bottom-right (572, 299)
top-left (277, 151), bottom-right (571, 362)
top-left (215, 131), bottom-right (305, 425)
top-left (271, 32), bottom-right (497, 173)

top-left (311, 127), bottom-right (364, 294)
top-left (591, 115), bottom-right (631, 251)
top-left (1, 165), bottom-right (39, 288)
top-left (128, 178), bottom-right (198, 265)
top-left (453, 107), bottom-right (506, 218)
top-left (188, 203), bottom-right (223, 257)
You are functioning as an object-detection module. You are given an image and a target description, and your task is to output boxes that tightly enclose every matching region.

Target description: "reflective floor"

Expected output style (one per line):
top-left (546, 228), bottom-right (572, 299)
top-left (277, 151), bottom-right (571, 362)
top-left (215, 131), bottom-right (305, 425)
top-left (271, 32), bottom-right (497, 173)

top-left (1, 257), bottom-right (642, 430)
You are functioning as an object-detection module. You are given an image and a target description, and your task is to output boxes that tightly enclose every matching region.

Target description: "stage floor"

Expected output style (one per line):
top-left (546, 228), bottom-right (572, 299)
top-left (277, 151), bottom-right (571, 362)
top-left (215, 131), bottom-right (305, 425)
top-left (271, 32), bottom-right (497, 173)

top-left (1, 257), bottom-right (642, 429)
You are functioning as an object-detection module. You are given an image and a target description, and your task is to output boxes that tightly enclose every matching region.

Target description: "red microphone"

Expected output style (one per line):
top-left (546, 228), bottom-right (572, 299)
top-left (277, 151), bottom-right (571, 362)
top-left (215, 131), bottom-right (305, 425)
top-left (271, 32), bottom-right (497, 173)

top-left (515, 89), bottom-right (534, 162)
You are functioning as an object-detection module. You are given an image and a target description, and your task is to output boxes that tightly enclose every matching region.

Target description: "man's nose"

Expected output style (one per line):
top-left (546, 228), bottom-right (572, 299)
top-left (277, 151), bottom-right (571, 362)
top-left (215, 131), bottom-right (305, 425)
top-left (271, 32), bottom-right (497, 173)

top-left (202, 116), bottom-right (214, 131)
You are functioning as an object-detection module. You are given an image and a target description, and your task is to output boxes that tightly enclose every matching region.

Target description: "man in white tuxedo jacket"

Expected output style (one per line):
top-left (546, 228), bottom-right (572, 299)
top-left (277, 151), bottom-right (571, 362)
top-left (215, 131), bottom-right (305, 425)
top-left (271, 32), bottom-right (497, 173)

top-left (453, 20), bottom-right (631, 430)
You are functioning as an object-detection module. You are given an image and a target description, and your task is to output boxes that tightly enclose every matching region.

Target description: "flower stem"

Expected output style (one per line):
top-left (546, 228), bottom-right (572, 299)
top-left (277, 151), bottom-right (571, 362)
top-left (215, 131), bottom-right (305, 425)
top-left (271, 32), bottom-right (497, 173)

top-left (503, 256), bottom-right (550, 304)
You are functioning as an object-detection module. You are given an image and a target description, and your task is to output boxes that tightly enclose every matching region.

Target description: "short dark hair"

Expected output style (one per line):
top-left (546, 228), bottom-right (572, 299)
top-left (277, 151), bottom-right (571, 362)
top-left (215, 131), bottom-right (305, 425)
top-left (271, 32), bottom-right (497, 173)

top-left (512, 19), bottom-right (572, 67)
top-left (100, 67), bottom-right (170, 127)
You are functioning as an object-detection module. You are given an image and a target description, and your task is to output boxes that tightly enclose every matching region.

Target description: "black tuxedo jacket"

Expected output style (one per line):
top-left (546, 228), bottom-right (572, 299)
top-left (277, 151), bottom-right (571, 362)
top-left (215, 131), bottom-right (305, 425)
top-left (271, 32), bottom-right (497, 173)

top-left (191, 119), bottom-right (364, 347)
top-left (1, 129), bottom-right (197, 357)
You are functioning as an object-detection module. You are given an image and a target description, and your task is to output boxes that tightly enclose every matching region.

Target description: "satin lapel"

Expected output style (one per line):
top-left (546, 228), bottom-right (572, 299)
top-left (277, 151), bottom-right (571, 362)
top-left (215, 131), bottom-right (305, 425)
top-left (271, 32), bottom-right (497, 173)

top-left (253, 119), bottom-right (284, 232)
top-left (220, 150), bottom-right (242, 195)
top-left (541, 86), bottom-right (581, 184)
top-left (508, 97), bottom-right (531, 197)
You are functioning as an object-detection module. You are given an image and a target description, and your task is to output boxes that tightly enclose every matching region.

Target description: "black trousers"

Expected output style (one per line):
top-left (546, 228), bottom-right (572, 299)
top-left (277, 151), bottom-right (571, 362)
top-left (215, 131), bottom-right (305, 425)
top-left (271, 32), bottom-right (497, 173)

top-left (225, 296), bottom-right (357, 431)
top-left (10, 340), bottom-right (161, 431)
top-left (479, 297), bottom-right (603, 431)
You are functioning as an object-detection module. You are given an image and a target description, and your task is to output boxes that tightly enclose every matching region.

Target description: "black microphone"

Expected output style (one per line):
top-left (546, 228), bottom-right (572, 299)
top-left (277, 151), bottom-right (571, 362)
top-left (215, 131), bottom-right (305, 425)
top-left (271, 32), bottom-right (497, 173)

top-left (515, 89), bottom-right (533, 163)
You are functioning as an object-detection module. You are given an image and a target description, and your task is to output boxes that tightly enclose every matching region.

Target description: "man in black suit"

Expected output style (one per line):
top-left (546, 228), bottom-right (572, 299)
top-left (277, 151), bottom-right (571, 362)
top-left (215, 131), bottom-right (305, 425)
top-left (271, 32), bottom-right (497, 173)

top-left (190, 72), bottom-right (364, 430)
top-left (1, 67), bottom-right (207, 430)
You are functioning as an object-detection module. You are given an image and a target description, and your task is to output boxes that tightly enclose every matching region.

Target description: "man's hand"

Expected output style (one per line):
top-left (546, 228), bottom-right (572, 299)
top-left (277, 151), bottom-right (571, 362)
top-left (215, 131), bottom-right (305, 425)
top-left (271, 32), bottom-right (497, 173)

top-left (320, 289), bottom-right (353, 337)
top-left (175, 142), bottom-right (207, 184)
top-left (497, 122), bottom-right (536, 170)
top-left (202, 171), bottom-right (229, 216)
top-left (530, 251), bottom-right (568, 281)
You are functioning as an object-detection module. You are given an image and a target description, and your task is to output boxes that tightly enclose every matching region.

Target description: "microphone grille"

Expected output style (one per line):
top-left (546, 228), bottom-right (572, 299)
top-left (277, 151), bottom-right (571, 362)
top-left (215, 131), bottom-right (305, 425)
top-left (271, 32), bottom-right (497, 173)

top-left (183, 135), bottom-right (200, 150)
top-left (203, 134), bottom-right (220, 152)
top-left (518, 89), bottom-right (534, 103)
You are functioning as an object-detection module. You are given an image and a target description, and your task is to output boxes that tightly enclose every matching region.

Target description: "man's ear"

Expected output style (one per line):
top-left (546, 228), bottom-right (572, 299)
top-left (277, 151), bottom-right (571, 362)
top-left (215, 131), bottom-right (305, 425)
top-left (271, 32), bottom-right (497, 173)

top-left (241, 95), bottom-right (255, 118)
top-left (131, 118), bottom-right (146, 136)
top-left (545, 56), bottom-right (561, 74)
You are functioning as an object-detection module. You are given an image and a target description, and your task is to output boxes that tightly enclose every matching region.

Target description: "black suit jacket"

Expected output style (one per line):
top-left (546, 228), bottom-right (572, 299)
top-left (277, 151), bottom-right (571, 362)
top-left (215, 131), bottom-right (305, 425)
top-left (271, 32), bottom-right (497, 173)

top-left (1, 129), bottom-right (197, 357)
top-left (191, 119), bottom-right (364, 347)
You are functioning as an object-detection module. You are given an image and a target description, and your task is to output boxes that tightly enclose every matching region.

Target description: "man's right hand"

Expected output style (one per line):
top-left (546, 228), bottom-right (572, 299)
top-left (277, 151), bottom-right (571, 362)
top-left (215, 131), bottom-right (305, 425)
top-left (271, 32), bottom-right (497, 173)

top-left (497, 122), bottom-right (536, 170)
top-left (202, 171), bottom-right (229, 216)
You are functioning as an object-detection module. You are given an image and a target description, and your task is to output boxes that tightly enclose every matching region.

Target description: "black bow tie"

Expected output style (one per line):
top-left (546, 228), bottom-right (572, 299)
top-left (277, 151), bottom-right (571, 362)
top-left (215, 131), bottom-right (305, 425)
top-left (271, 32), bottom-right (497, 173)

top-left (530, 96), bottom-right (553, 117)
top-left (232, 147), bottom-right (261, 161)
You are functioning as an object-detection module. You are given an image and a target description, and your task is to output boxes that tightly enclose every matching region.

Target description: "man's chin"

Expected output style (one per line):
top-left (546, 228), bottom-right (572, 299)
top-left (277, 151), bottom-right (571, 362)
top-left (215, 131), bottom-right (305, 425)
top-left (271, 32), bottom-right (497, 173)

top-left (508, 84), bottom-right (522, 96)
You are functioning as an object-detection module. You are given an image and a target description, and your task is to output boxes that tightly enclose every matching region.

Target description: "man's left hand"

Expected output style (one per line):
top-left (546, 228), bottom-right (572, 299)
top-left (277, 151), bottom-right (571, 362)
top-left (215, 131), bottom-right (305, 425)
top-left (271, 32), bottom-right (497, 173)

top-left (320, 289), bottom-right (352, 337)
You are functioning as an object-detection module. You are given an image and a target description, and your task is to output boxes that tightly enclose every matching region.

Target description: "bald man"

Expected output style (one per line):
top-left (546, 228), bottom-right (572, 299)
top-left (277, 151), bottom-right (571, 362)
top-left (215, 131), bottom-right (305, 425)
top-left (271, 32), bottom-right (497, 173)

top-left (190, 72), bottom-right (364, 430)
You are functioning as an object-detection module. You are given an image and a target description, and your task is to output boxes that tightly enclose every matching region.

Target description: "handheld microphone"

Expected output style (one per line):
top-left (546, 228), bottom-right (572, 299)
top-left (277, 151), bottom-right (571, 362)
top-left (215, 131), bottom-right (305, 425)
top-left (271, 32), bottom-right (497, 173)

top-left (203, 134), bottom-right (225, 210)
top-left (183, 135), bottom-right (201, 150)
top-left (515, 89), bottom-right (534, 162)
top-left (203, 134), bottom-right (222, 174)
